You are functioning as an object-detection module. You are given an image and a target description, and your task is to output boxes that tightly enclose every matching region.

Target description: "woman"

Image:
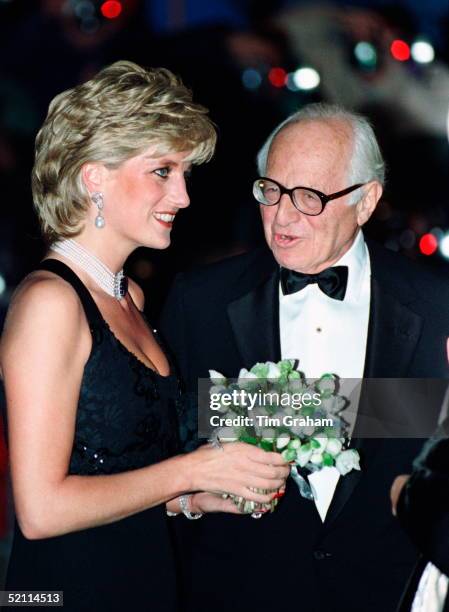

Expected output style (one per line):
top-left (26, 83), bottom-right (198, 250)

top-left (0, 61), bottom-right (288, 611)
top-left (391, 421), bottom-right (449, 612)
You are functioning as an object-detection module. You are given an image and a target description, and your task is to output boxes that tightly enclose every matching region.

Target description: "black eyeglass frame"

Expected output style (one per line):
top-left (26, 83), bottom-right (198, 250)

top-left (253, 177), bottom-right (366, 216)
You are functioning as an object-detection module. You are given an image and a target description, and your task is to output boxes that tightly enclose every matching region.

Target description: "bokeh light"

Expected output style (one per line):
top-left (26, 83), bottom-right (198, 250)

top-left (419, 234), bottom-right (438, 256)
top-left (439, 234), bottom-right (449, 259)
top-left (101, 1), bottom-right (122, 19)
top-left (292, 67), bottom-right (320, 91)
top-left (74, 0), bottom-right (96, 19)
top-left (390, 40), bottom-right (410, 61)
top-left (242, 69), bottom-right (262, 90)
top-left (354, 42), bottom-right (377, 68)
top-left (286, 73), bottom-right (300, 92)
top-left (411, 40), bottom-right (435, 64)
top-left (268, 68), bottom-right (287, 88)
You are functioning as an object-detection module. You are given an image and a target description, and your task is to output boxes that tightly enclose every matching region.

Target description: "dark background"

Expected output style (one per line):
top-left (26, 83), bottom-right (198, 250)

top-left (0, 0), bottom-right (448, 582)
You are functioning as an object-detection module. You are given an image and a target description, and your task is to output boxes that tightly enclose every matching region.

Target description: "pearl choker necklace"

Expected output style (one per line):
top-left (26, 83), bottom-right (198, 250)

top-left (51, 239), bottom-right (128, 300)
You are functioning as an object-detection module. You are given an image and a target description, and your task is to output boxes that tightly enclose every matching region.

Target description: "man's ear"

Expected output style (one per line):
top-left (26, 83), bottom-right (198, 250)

top-left (356, 181), bottom-right (383, 227)
top-left (81, 162), bottom-right (106, 194)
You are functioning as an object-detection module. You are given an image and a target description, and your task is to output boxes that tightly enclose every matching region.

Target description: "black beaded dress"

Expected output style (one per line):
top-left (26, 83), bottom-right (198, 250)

top-left (3, 260), bottom-right (181, 611)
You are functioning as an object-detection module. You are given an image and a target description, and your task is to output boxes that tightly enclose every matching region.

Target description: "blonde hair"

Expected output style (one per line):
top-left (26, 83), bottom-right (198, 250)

top-left (32, 60), bottom-right (217, 243)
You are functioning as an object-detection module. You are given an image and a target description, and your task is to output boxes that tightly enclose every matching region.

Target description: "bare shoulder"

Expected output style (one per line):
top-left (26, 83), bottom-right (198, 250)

top-left (127, 277), bottom-right (145, 311)
top-left (5, 270), bottom-right (83, 326)
top-left (1, 270), bottom-right (87, 361)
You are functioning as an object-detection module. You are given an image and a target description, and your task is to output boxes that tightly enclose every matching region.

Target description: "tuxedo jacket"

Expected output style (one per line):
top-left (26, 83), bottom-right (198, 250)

top-left (159, 238), bottom-right (449, 612)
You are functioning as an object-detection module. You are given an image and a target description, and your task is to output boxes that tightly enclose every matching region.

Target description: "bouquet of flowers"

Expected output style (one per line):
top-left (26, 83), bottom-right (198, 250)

top-left (208, 359), bottom-right (360, 516)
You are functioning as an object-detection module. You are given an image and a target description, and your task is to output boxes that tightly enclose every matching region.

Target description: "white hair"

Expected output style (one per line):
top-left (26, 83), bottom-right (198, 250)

top-left (256, 103), bottom-right (385, 205)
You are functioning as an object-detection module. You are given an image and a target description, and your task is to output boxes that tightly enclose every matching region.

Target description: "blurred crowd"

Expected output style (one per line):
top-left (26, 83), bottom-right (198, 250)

top-left (0, 0), bottom-right (449, 581)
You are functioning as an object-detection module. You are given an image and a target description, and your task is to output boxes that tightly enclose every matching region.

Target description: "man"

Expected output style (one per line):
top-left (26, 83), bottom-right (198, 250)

top-left (160, 104), bottom-right (449, 612)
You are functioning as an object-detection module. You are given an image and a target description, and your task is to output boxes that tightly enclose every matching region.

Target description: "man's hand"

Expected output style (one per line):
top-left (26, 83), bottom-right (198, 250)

top-left (390, 475), bottom-right (410, 516)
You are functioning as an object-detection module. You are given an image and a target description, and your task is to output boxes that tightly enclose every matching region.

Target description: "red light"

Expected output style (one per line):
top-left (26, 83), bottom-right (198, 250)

top-left (101, 1), bottom-right (122, 19)
top-left (419, 234), bottom-right (438, 256)
top-left (390, 40), bottom-right (410, 61)
top-left (268, 68), bottom-right (287, 88)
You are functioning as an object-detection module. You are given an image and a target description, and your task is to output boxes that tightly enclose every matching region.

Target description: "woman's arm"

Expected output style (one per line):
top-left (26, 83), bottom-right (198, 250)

top-left (393, 344), bottom-right (449, 574)
top-left (1, 276), bottom-right (287, 539)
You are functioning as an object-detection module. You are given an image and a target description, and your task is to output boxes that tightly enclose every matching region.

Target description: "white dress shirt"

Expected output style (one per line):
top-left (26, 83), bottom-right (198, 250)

top-left (279, 230), bottom-right (371, 520)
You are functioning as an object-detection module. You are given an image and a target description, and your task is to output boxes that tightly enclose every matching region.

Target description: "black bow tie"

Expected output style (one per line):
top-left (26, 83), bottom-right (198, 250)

top-left (280, 266), bottom-right (348, 301)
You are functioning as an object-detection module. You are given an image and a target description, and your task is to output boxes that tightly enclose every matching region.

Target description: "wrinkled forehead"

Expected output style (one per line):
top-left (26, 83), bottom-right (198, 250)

top-left (267, 119), bottom-right (354, 184)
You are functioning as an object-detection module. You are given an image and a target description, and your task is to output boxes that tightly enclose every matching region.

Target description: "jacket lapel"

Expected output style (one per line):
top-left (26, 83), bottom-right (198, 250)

top-left (227, 268), bottom-right (281, 369)
top-left (363, 278), bottom-right (423, 379)
top-left (323, 437), bottom-right (376, 529)
top-left (324, 252), bottom-right (423, 528)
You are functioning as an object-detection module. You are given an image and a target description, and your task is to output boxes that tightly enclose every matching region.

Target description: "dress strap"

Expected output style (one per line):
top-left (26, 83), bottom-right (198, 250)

top-left (37, 258), bottom-right (104, 326)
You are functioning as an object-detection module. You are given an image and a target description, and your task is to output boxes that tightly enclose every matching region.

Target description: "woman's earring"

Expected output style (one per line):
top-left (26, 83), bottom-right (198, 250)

top-left (92, 192), bottom-right (105, 228)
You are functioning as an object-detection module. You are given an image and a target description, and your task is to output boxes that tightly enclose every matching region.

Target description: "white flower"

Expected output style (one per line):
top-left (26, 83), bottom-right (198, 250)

top-left (237, 367), bottom-right (250, 379)
top-left (296, 445), bottom-right (313, 467)
top-left (310, 451), bottom-right (323, 465)
top-left (237, 368), bottom-right (259, 389)
top-left (281, 448), bottom-right (297, 462)
top-left (335, 449), bottom-right (361, 475)
top-left (266, 361), bottom-right (281, 381)
top-left (249, 362), bottom-right (269, 378)
top-left (276, 436), bottom-right (290, 450)
top-left (312, 436), bottom-right (327, 452)
top-left (280, 358), bottom-right (296, 369)
top-left (321, 395), bottom-right (346, 415)
top-left (209, 369), bottom-right (227, 384)
top-left (325, 438), bottom-right (343, 456)
top-left (288, 378), bottom-right (304, 393)
top-left (288, 438), bottom-right (301, 450)
top-left (316, 374), bottom-right (337, 396)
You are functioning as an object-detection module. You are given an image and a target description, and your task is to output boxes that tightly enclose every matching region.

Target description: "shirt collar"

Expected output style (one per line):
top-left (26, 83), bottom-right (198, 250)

top-left (333, 229), bottom-right (369, 303)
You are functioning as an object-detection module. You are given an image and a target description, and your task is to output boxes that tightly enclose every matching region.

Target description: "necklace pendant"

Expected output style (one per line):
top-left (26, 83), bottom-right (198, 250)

top-left (114, 274), bottom-right (128, 300)
top-left (51, 239), bottom-right (128, 301)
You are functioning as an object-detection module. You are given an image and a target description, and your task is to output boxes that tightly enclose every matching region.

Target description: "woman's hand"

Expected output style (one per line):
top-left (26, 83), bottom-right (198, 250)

top-left (190, 489), bottom-right (285, 515)
top-left (190, 492), bottom-right (246, 515)
top-left (166, 492), bottom-right (248, 516)
top-left (390, 474), bottom-right (410, 516)
top-left (184, 442), bottom-right (290, 505)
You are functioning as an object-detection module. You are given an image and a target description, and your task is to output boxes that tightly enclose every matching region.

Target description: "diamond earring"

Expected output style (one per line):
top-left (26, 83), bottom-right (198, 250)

top-left (92, 192), bottom-right (105, 229)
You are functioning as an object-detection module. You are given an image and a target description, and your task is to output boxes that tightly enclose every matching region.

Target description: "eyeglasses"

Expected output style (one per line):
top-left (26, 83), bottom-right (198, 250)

top-left (253, 177), bottom-right (365, 216)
